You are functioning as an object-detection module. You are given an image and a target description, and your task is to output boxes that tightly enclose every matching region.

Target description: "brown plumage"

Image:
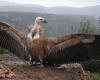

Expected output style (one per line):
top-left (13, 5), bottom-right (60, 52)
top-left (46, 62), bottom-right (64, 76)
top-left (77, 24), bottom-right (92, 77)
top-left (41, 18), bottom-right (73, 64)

top-left (45, 35), bottom-right (100, 66)
top-left (29, 34), bottom-right (96, 66)
top-left (0, 18), bottom-right (100, 67)
top-left (0, 21), bottom-right (29, 60)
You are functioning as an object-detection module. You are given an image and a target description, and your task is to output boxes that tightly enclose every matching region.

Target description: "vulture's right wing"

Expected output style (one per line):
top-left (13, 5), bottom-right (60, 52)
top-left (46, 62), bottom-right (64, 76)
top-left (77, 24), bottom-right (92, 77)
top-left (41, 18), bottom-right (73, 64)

top-left (0, 21), bottom-right (28, 60)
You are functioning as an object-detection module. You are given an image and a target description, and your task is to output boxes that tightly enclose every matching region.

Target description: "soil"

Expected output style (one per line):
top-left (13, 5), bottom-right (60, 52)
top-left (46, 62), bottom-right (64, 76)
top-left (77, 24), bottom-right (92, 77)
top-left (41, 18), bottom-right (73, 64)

top-left (0, 52), bottom-right (85, 80)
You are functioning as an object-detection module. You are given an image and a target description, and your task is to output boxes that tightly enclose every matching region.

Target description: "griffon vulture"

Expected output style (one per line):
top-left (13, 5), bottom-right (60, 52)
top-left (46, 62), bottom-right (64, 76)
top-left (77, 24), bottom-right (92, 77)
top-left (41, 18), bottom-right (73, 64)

top-left (0, 17), bottom-right (99, 67)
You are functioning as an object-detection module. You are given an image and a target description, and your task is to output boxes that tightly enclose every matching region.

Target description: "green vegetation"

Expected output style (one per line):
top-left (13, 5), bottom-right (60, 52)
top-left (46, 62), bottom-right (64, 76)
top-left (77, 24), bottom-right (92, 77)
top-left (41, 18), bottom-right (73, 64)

top-left (83, 61), bottom-right (100, 80)
top-left (86, 71), bottom-right (100, 80)
top-left (76, 20), bottom-right (95, 34)
top-left (0, 47), bottom-right (8, 53)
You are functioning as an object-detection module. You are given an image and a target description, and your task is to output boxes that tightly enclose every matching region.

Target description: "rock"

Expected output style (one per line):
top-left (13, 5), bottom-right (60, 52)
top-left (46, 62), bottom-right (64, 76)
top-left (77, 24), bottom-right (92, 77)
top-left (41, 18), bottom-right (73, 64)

top-left (0, 64), bottom-right (15, 78)
top-left (56, 63), bottom-right (86, 80)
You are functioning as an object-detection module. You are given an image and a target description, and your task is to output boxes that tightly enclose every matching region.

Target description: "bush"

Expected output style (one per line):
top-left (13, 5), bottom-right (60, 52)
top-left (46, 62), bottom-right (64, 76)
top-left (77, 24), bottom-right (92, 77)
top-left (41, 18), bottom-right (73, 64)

top-left (75, 20), bottom-right (95, 34)
top-left (0, 47), bottom-right (8, 53)
top-left (86, 71), bottom-right (100, 80)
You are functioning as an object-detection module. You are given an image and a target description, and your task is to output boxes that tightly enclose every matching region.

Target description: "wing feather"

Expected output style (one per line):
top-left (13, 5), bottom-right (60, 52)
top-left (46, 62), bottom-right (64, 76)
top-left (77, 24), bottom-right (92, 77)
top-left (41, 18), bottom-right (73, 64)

top-left (0, 21), bottom-right (28, 60)
top-left (47, 33), bottom-right (95, 44)
top-left (44, 34), bottom-right (95, 66)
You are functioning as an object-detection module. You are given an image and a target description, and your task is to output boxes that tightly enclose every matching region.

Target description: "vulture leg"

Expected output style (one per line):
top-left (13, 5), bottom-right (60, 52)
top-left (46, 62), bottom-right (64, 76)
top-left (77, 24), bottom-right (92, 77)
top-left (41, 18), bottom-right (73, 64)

top-left (29, 58), bottom-right (37, 65)
top-left (28, 55), bottom-right (33, 65)
top-left (39, 56), bottom-right (44, 67)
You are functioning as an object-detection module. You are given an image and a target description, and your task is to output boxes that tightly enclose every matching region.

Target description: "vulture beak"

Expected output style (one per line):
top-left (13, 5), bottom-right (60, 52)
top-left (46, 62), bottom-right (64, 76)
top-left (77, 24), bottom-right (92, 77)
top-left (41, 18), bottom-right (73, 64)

top-left (43, 20), bottom-right (47, 23)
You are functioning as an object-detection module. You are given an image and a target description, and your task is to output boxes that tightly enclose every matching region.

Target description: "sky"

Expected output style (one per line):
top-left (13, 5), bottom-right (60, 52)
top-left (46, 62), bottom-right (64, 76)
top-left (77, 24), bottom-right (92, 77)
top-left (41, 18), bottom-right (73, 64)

top-left (1, 0), bottom-right (100, 8)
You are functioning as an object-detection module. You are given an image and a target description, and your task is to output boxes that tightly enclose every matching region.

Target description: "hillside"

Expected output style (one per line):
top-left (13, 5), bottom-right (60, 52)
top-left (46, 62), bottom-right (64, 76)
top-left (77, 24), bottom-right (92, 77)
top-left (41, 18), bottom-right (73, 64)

top-left (0, 1), bottom-right (100, 16)
top-left (0, 12), bottom-right (98, 36)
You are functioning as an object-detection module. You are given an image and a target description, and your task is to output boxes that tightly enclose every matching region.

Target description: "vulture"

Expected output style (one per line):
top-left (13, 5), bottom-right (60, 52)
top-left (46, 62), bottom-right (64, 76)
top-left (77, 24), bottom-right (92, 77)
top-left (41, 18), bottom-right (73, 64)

top-left (0, 16), bottom-right (100, 67)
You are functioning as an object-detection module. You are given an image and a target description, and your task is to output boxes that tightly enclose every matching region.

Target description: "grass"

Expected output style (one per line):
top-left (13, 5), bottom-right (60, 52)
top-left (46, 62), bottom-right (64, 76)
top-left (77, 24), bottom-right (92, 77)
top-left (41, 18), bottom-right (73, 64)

top-left (83, 61), bottom-right (100, 80)
top-left (85, 71), bottom-right (100, 80)
top-left (0, 47), bottom-right (8, 53)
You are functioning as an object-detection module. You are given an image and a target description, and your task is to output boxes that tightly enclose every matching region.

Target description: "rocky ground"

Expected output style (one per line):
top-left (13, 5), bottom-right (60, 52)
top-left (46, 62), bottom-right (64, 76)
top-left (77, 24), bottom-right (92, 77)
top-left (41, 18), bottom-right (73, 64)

top-left (0, 53), bottom-right (85, 80)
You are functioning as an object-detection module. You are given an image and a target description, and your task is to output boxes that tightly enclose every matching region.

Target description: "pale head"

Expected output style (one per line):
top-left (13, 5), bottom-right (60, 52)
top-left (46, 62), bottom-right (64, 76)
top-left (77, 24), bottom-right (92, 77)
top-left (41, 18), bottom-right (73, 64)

top-left (35, 16), bottom-right (47, 24)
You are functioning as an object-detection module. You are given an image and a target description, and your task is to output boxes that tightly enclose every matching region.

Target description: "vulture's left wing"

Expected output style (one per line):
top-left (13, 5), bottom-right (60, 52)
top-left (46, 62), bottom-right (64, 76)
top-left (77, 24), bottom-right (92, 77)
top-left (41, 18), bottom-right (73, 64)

top-left (0, 21), bottom-right (28, 60)
top-left (45, 34), bottom-right (95, 65)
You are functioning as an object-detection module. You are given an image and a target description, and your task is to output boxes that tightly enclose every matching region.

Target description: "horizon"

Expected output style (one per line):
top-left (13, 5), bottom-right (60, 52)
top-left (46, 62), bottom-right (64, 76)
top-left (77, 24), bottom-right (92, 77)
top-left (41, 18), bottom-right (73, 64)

top-left (1, 0), bottom-right (100, 8)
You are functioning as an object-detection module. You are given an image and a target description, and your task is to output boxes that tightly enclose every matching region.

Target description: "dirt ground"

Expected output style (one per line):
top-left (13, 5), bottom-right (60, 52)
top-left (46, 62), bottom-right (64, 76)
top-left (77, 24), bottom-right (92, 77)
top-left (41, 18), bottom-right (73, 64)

top-left (0, 53), bottom-right (85, 80)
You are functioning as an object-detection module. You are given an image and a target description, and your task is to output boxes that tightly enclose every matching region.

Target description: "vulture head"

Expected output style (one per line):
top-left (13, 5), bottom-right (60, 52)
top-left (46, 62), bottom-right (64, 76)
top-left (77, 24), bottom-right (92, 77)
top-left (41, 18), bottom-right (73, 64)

top-left (35, 16), bottom-right (47, 24)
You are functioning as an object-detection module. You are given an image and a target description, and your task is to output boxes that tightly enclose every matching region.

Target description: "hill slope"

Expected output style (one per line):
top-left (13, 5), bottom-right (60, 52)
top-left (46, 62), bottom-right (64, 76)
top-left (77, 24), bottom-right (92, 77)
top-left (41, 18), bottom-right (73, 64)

top-left (0, 1), bottom-right (100, 16)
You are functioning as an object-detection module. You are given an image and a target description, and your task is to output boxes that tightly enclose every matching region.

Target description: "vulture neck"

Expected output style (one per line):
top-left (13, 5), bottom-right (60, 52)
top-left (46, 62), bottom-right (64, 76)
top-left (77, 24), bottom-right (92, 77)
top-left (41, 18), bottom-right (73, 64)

top-left (27, 22), bottom-right (43, 40)
top-left (27, 31), bottom-right (33, 40)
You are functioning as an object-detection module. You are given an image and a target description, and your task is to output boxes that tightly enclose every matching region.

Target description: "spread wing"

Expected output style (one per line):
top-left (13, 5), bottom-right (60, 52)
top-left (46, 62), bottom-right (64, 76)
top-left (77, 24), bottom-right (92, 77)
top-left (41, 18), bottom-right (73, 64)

top-left (47, 33), bottom-right (94, 44)
top-left (47, 35), bottom-right (71, 44)
top-left (0, 21), bottom-right (28, 60)
top-left (44, 33), bottom-right (96, 65)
